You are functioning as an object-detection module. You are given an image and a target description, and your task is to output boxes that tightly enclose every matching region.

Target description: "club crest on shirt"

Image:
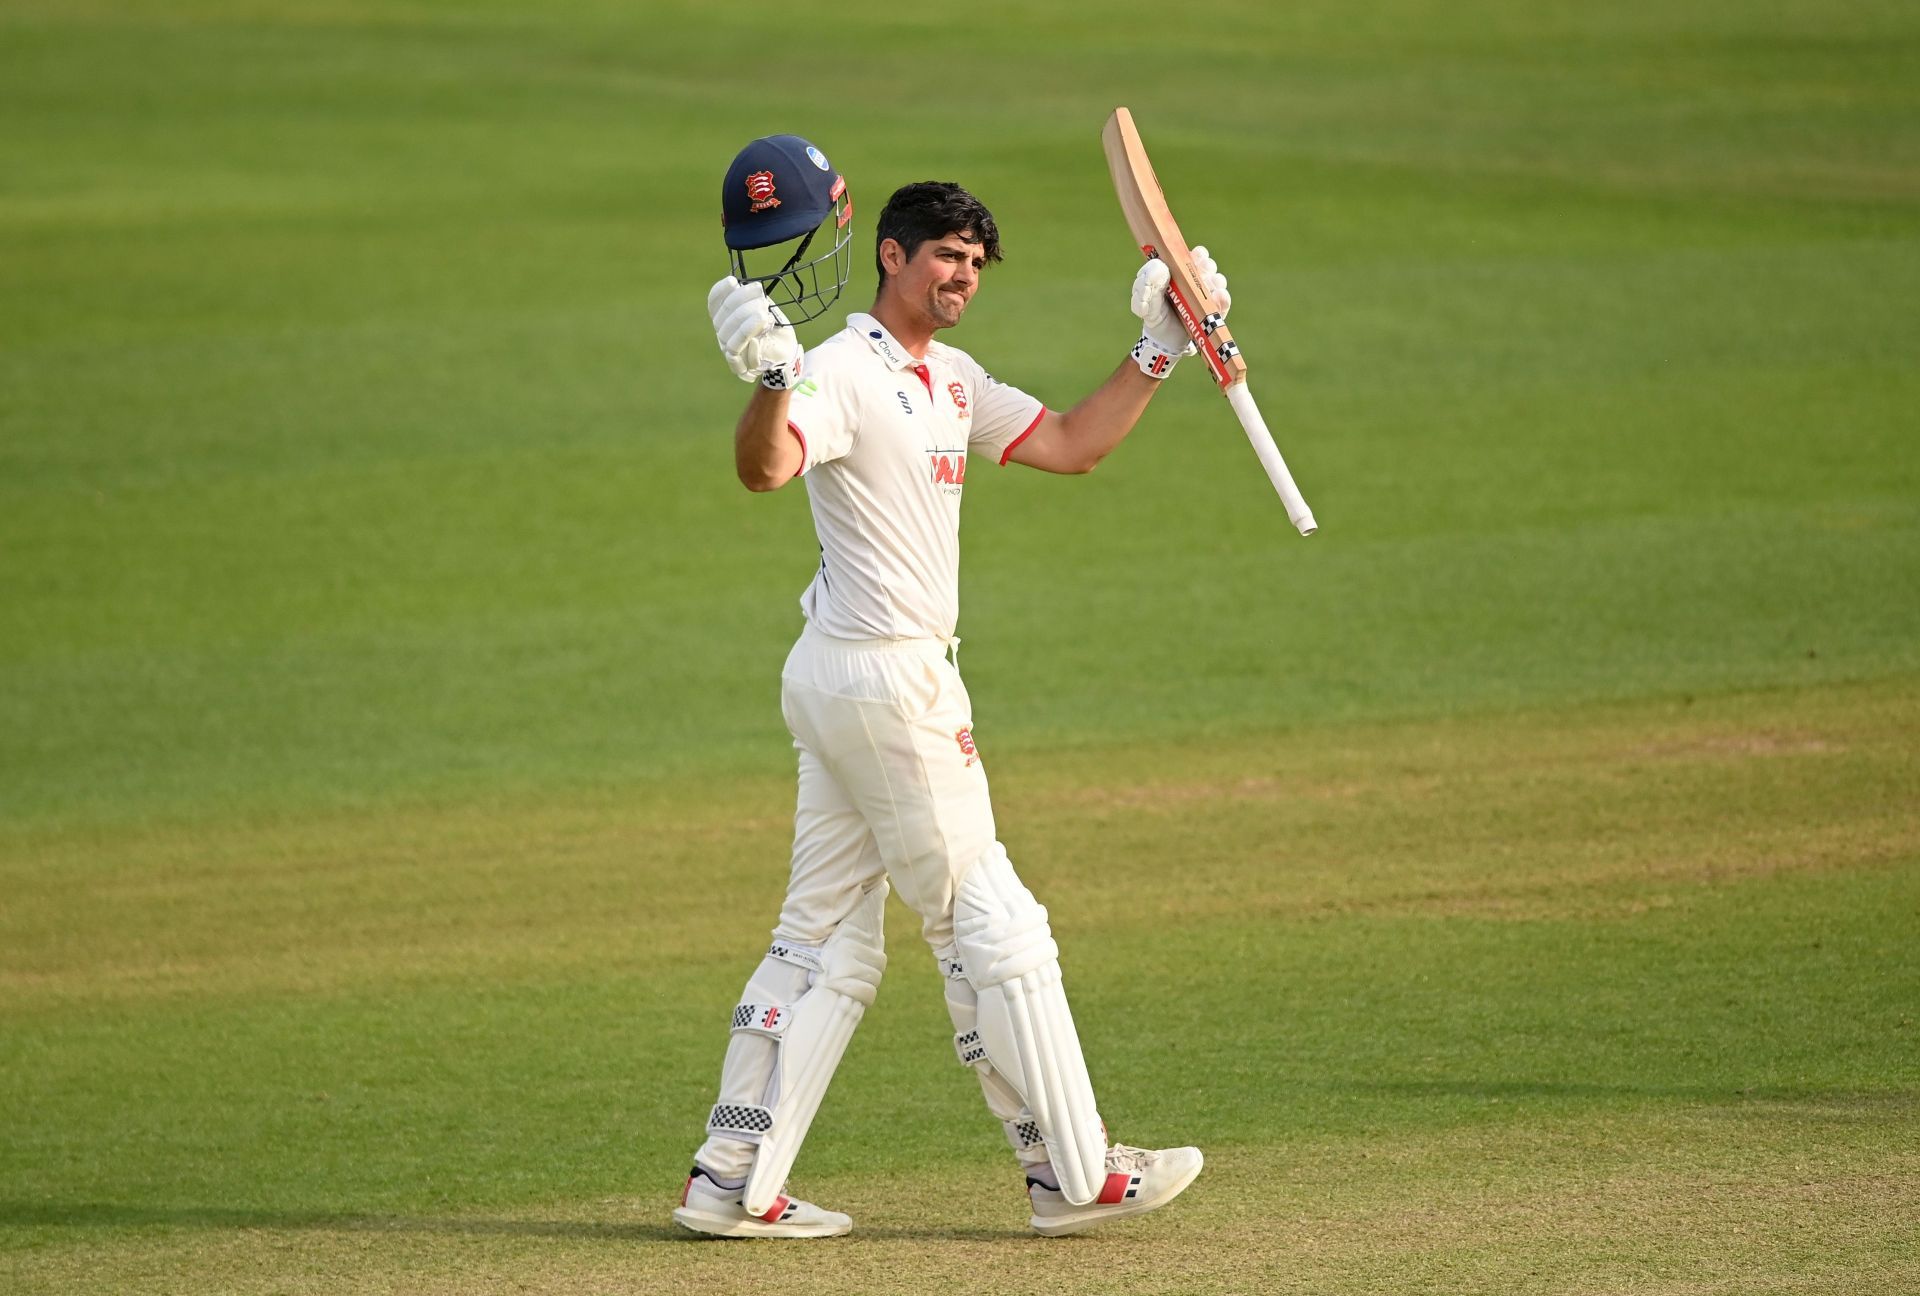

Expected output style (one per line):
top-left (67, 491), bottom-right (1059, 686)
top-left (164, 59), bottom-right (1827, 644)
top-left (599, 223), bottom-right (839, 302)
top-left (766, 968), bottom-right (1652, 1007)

top-left (947, 382), bottom-right (970, 418)
top-left (956, 726), bottom-right (979, 766)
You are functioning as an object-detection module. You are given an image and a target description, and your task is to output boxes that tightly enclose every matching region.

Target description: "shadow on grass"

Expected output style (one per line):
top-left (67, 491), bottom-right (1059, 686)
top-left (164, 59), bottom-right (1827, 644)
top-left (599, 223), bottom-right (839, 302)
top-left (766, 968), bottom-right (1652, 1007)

top-left (0, 1202), bottom-right (1021, 1243)
top-left (0, 1202), bottom-right (679, 1241)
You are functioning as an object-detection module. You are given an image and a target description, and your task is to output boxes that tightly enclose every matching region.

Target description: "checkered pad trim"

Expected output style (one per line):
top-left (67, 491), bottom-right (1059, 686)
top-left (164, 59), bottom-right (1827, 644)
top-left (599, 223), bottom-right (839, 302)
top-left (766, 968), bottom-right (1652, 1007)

top-left (953, 1029), bottom-right (988, 1067)
top-left (708, 1103), bottom-right (774, 1137)
top-left (731, 1002), bottom-right (790, 1036)
top-left (766, 941), bottom-right (822, 972)
top-left (1013, 1120), bottom-right (1044, 1150)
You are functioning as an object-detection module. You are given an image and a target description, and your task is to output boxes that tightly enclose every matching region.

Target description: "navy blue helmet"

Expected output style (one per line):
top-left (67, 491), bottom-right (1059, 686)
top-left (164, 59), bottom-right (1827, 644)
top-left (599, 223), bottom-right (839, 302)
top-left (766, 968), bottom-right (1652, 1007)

top-left (721, 134), bottom-right (853, 324)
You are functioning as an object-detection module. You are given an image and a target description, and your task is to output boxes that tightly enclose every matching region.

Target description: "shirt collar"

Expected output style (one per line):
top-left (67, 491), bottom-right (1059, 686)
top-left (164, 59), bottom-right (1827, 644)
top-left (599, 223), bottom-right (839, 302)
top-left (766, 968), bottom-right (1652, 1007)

top-left (847, 312), bottom-right (925, 371)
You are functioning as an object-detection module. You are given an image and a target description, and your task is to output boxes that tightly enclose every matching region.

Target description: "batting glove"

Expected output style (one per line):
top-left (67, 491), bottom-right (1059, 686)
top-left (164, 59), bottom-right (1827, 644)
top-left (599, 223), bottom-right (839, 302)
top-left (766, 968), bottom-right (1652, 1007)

top-left (708, 276), bottom-right (804, 389)
top-left (1129, 246), bottom-right (1230, 379)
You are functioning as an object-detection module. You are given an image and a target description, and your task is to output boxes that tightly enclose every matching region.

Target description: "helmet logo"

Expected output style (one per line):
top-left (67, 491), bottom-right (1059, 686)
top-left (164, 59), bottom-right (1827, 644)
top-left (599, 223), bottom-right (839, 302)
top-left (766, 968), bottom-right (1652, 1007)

top-left (805, 145), bottom-right (831, 171)
top-left (745, 170), bottom-right (781, 213)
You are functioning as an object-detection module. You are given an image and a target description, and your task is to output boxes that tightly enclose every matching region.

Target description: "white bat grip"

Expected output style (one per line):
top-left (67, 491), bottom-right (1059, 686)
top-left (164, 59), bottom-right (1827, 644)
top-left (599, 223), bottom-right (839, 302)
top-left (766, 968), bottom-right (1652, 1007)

top-left (1224, 381), bottom-right (1317, 536)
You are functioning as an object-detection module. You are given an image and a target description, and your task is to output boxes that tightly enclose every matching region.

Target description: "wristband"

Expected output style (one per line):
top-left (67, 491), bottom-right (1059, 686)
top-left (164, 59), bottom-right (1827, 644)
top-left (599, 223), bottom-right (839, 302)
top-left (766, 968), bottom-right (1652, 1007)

top-left (760, 352), bottom-right (804, 390)
top-left (1131, 331), bottom-right (1190, 380)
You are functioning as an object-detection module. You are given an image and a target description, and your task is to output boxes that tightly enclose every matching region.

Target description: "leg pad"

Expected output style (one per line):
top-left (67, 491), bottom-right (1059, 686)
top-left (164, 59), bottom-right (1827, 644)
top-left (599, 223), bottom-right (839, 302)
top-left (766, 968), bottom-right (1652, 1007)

top-left (739, 880), bottom-right (888, 1216)
top-left (952, 845), bottom-right (1105, 1206)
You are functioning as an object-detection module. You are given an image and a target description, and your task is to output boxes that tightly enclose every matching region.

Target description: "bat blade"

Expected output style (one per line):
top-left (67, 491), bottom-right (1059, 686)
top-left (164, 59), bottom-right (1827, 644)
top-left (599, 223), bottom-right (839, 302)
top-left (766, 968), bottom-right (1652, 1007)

top-left (1101, 107), bottom-right (1244, 390)
top-left (1102, 106), bottom-right (1317, 536)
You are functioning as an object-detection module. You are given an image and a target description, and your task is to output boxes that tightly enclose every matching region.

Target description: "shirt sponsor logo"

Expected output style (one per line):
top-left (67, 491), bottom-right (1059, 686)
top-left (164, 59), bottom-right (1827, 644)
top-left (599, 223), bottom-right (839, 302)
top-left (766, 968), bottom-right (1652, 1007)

top-left (867, 328), bottom-right (908, 369)
top-left (930, 452), bottom-right (967, 486)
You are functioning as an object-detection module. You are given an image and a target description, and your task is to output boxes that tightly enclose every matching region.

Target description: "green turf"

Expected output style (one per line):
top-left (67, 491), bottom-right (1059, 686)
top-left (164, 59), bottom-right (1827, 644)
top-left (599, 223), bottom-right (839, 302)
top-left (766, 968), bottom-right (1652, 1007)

top-left (2, 0), bottom-right (1916, 1290)
top-left (4, 683), bottom-right (1916, 1291)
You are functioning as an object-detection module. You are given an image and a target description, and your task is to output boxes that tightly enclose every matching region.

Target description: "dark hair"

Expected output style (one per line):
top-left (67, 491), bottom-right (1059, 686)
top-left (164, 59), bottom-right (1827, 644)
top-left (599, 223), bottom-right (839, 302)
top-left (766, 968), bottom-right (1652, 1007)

top-left (874, 181), bottom-right (1002, 290)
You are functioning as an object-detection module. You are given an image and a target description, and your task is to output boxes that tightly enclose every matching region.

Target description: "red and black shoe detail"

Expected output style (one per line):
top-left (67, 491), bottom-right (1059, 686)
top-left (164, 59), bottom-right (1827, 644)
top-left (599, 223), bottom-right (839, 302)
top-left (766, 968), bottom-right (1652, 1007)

top-left (755, 1195), bottom-right (797, 1223)
top-left (1096, 1172), bottom-right (1144, 1204)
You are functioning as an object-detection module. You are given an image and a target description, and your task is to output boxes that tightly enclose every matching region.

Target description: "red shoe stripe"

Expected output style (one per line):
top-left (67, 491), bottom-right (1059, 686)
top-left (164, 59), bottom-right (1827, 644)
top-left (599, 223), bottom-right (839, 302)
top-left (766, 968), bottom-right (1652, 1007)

top-left (680, 1178), bottom-right (692, 1206)
top-left (1097, 1172), bottom-right (1131, 1205)
top-left (756, 1195), bottom-right (791, 1222)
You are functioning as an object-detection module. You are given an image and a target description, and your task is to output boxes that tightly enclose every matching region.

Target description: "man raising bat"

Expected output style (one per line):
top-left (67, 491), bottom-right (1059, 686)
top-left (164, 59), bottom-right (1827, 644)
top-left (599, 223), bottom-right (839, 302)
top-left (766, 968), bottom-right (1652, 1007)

top-left (679, 141), bottom-right (1226, 1240)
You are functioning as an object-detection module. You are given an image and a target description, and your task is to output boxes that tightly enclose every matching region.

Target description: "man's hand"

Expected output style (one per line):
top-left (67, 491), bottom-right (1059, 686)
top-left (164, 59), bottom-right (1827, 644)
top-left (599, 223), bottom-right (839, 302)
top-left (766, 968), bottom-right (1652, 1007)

top-left (708, 276), bottom-right (804, 389)
top-left (1129, 246), bottom-right (1229, 380)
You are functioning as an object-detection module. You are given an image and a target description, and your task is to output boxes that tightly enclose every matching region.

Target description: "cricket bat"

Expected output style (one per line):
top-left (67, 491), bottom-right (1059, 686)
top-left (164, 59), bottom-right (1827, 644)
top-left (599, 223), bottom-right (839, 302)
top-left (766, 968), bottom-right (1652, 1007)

top-left (1102, 107), bottom-right (1318, 536)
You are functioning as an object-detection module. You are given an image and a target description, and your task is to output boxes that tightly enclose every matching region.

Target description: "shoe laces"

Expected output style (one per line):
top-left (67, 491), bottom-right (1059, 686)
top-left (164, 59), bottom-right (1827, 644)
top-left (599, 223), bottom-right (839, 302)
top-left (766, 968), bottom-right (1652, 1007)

top-left (1106, 1144), bottom-right (1158, 1173)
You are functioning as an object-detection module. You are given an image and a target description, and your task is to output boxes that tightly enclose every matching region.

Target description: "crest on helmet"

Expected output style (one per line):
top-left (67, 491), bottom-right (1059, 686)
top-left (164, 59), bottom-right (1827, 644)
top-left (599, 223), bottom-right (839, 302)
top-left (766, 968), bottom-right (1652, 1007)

top-left (745, 171), bottom-right (780, 212)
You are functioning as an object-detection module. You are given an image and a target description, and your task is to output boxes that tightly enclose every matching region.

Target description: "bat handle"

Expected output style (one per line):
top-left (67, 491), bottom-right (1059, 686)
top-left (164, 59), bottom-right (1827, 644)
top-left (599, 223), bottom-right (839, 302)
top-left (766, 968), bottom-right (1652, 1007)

top-left (1224, 381), bottom-right (1317, 536)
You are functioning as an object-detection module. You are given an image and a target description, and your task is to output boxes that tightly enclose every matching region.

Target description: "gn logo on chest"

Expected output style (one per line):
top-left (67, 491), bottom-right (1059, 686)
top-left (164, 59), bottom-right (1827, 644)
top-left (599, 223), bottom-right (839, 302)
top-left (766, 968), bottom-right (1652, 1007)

top-left (929, 451), bottom-right (967, 492)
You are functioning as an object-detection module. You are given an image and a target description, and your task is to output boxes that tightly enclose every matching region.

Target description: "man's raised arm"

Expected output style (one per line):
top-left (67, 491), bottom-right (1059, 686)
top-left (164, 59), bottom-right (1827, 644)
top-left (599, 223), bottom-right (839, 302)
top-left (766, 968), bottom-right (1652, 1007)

top-left (734, 386), bottom-right (803, 491)
top-left (709, 275), bottom-right (807, 492)
top-left (1008, 248), bottom-right (1230, 475)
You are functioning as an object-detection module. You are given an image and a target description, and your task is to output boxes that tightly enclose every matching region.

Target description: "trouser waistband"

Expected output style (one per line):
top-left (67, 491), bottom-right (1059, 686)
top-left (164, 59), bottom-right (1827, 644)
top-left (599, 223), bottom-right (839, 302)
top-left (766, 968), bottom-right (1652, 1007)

top-left (800, 624), bottom-right (963, 668)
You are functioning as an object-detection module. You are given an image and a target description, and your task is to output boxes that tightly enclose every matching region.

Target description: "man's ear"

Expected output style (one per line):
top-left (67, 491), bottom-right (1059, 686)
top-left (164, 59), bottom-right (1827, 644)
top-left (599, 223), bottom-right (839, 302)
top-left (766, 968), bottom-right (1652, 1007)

top-left (878, 238), bottom-right (906, 276)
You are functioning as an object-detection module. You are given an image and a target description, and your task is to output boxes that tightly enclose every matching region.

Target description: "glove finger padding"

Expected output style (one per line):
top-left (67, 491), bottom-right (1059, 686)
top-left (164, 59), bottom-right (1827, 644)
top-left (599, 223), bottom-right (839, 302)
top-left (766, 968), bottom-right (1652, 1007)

top-left (719, 292), bottom-right (803, 388)
top-left (1130, 258), bottom-right (1169, 316)
top-left (1189, 246), bottom-right (1231, 317)
top-left (708, 275), bottom-right (743, 327)
top-left (1130, 259), bottom-right (1194, 356)
top-left (712, 278), bottom-right (773, 382)
top-left (720, 296), bottom-right (774, 357)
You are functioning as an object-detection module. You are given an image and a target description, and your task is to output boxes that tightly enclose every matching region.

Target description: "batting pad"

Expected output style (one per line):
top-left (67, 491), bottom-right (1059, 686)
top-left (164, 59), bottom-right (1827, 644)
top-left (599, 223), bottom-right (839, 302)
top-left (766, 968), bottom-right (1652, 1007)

top-left (741, 879), bottom-right (888, 1217)
top-left (952, 845), bottom-right (1106, 1206)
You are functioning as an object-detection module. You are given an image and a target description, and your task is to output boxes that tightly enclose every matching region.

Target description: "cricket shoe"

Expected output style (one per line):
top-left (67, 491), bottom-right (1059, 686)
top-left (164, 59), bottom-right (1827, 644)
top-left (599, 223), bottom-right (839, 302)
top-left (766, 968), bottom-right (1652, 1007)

top-left (671, 1165), bottom-right (852, 1239)
top-left (1028, 1143), bottom-right (1203, 1237)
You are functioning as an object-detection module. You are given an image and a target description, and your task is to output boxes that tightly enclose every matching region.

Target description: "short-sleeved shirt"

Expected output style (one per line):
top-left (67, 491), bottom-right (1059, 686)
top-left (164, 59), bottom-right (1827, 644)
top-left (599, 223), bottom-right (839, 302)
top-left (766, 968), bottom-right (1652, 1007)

top-left (785, 312), bottom-right (1046, 642)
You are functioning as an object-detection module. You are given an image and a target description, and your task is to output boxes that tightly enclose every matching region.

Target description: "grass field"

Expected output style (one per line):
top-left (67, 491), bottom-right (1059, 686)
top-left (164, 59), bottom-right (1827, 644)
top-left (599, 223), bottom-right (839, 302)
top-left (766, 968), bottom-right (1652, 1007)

top-left (3, 0), bottom-right (1917, 1292)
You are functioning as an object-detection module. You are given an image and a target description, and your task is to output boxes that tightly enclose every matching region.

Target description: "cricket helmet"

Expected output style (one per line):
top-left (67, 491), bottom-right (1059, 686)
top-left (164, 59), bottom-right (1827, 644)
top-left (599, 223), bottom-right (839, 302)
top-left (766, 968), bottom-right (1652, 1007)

top-left (721, 133), bottom-right (853, 324)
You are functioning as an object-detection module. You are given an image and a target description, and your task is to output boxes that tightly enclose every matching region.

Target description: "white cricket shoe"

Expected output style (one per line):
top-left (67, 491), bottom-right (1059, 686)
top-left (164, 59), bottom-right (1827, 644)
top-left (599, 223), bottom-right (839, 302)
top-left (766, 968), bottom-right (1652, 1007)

top-left (1027, 1143), bottom-right (1203, 1237)
top-left (671, 1165), bottom-right (852, 1239)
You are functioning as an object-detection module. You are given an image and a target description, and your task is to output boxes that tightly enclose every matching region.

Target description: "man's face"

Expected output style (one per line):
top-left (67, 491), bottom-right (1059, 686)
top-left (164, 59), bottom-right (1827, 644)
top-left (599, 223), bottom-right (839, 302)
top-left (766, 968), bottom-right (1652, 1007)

top-left (886, 232), bottom-right (986, 330)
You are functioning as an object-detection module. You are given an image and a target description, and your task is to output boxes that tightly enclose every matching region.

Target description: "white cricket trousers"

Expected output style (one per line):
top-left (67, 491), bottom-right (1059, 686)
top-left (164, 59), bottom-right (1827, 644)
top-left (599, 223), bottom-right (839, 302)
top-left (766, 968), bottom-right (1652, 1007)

top-left (774, 625), bottom-right (996, 951)
top-left (692, 626), bottom-right (1048, 1182)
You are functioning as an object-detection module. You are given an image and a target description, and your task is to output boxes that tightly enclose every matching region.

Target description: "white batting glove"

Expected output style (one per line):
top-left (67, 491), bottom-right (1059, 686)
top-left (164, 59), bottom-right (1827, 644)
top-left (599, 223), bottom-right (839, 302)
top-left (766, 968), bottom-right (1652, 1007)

top-left (1129, 245), bottom-right (1231, 380)
top-left (707, 276), bottom-right (804, 389)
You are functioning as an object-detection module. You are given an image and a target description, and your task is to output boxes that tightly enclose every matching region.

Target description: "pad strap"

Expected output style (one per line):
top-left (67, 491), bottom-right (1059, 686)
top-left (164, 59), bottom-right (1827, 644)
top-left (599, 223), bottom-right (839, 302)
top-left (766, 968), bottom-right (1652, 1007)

top-left (707, 1102), bottom-right (774, 1142)
top-left (731, 1002), bottom-right (791, 1038)
top-left (766, 940), bottom-right (823, 973)
top-left (1007, 1118), bottom-right (1044, 1152)
top-left (954, 1028), bottom-right (988, 1068)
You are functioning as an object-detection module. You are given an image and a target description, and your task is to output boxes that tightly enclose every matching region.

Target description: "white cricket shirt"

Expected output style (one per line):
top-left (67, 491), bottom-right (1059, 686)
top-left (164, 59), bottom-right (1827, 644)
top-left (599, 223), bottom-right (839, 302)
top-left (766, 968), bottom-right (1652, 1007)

top-left (785, 312), bottom-right (1046, 642)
